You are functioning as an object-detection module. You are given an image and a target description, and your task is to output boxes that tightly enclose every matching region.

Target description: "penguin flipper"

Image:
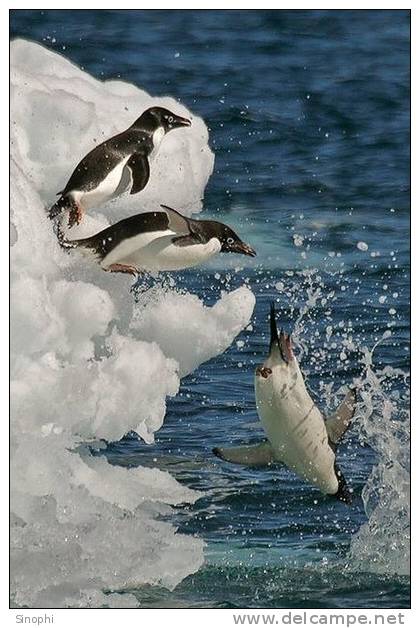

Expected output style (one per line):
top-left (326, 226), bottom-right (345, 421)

top-left (160, 204), bottom-right (192, 236)
top-left (171, 234), bottom-right (203, 247)
top-left (325, 388), bottom-right (357, 446)
top-left (213, 440), bottom-right (274, 466)
top-left (127, 153), bottom-right (150, 195)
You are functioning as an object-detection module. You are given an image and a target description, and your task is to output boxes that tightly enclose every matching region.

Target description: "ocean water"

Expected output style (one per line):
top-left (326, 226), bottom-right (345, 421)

top-left (10, 10), bottom-right (410, 609)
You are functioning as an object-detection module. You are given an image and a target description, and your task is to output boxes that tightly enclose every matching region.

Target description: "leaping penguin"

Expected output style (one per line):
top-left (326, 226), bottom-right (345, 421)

top-left (48, 107), bottom-right (191, 227)
top-left (58, 204), bottom-right (256, 275)
top-left (213, 303), bottom-right (357, 504)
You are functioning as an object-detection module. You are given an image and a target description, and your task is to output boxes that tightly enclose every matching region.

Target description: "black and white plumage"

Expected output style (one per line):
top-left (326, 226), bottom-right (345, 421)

top-left (48, 107), bottom-right (191, 227)
top-left (59, 204), bottom-right (256, 275)
top-left (213, 304), bottom-right (357, 504)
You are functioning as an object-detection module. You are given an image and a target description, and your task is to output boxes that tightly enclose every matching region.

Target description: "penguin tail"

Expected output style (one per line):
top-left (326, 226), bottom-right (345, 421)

top-left (334, 463), bottom-right (353, 505)
top-left (48, 195), bottom-right (72, 220)
top-left (335, 484), bottom-right (353, 505)
top-left (54, 228), bottom-right (101, 264)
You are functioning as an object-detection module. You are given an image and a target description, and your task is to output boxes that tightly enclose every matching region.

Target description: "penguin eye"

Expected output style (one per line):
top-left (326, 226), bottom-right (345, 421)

top-left (227, 237), bottom-right (234, 245)
top-left (168, 116), bottom-right (174, 123)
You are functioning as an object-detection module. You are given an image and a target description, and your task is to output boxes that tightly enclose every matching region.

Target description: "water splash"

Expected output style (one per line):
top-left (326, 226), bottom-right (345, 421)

top-left (347, 341), bottom-right (410, 575)
top-left (276, 268), bottom-right (410, 576)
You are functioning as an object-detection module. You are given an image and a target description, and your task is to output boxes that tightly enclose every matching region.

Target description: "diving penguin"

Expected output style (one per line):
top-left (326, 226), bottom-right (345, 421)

top-left (48, 107), bottom-right (191, 227)
top-left (213, 303), bottom-right (357, 504)
top-left (58, 204), bottom-right (256, 275)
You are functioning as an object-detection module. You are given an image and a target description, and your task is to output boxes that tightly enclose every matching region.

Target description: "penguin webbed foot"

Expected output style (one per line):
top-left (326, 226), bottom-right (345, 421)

top-left (106, 263), bottom-right (139, 277)
top-left (48, 195), bottom-right (82, 226)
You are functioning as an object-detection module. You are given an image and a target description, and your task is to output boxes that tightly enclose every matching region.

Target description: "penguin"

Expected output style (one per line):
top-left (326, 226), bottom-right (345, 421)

top-left (58, 204), bottom-right (256, 275)
top-left (48, 107), bottom-right (192, 227)
top-left (213, 303), bottom-right (357, 504)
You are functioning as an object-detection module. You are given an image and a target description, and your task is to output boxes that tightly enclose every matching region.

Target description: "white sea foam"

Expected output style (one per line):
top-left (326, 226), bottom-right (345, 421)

top-left (346, 344), bottom-right (410, 576)
top-left (10, 39), bottom-right (255, 607)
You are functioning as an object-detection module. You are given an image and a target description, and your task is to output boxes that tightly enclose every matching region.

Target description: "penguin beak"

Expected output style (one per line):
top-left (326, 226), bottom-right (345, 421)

top-left (234, 241), bottom-right (257, 257)
top-left (173, 115), bottom-right (192, 128)
top-left (269, 303), bottom-right (291, 363)
top-left (270, 302), bottom-right (280, 355)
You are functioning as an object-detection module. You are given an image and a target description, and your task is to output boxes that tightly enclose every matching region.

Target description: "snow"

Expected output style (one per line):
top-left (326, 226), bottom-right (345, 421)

top-left (10, 39), bottom-right (255, 607)
top-left (132, 286), bottom-right (255, 376)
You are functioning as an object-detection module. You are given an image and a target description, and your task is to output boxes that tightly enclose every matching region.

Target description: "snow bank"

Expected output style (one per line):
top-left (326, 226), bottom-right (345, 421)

top-left (10, 39), bottom-right (255, 607)
top-left (132, 286), bottom-right (255, 376)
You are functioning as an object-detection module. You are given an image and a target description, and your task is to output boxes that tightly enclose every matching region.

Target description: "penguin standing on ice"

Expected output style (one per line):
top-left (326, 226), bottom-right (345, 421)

top-left (48, 107), bottom-right (191, 227)
top-left (58, 204), bottom-right (256, 275)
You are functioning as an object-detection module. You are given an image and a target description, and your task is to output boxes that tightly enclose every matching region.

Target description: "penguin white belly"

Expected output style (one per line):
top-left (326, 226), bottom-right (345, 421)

top-left (100, 230), bottom-right (175, 268)
top-left (255, 381), bottom-right (338, 494)
top-left (72, 156), bottom-right (131, 210)
top-left (102, 234), bottom-right (221, 272)
top-left (126, 235), bottom-right (221, 271)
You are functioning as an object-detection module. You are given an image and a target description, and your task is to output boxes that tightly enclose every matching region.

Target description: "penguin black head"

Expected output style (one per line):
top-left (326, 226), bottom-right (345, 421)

top-left (202, 221), bottom-right (256, 257)
top-left (133, 107), bottom-right (191, 133)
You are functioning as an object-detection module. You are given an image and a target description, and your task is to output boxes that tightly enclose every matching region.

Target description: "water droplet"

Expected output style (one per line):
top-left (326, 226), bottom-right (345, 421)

top-left (357, 241), bottom-right (369, 251)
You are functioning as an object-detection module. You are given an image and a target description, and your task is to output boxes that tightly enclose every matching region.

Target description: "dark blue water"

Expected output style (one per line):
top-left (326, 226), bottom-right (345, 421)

top-left (10, 10), bottom-right (410, 608)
